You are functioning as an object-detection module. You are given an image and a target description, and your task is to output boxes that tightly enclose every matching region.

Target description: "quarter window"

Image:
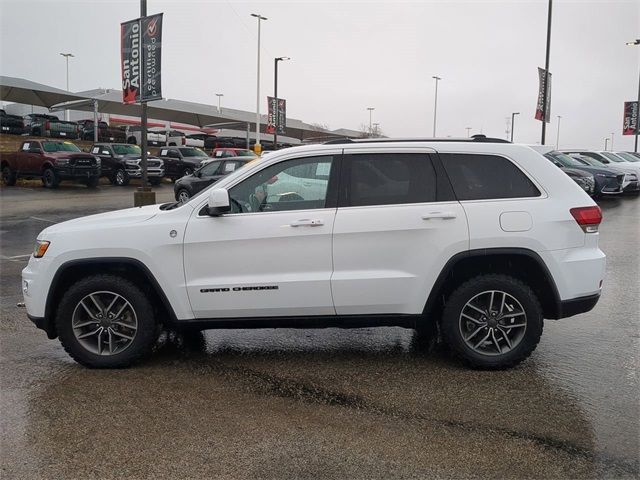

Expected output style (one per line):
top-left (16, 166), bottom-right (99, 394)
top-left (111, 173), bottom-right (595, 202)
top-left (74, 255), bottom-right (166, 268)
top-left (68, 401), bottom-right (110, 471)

top-left (228, 156), bottom-right (333, 213)
top-left (346, 153), bottom-right (437, 207)
top-left (441, 153), bottom-right (540, 200)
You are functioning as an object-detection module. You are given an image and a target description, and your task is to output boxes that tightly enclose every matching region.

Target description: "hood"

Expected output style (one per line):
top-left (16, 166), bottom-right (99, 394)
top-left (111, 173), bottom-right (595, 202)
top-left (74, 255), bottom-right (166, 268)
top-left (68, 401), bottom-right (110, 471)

top-left (566, 163), bottom-right (622, 176)
top-left (39, 204), bottom-right (160, 237)
top-left (563, 167), bottom-right (592, 178)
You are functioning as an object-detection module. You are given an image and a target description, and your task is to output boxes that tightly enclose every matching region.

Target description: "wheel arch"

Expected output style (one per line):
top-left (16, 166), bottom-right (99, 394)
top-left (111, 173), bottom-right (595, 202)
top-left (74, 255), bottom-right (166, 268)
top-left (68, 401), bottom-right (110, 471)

top-left (423, 248), bottom-right (561, 321)
top-left (44, 257), bottom-right (178, 339)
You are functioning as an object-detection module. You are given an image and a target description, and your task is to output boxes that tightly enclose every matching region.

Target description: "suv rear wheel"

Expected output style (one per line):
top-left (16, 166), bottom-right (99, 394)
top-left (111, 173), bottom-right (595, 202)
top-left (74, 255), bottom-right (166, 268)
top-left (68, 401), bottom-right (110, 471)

top-left (2, 165), bottom-right (17, 186)
top-left (56, 274), bottom-right (157, 368)
top-left (177, 188), bottom-right (191, 203)
top-left (441, 274), bottom-right (543, 369)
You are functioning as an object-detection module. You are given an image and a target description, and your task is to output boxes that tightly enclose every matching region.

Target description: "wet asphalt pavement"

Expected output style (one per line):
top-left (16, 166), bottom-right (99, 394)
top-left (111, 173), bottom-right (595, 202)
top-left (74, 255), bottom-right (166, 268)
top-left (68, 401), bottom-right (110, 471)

top-left (1, 182), bottom-right (639, 479)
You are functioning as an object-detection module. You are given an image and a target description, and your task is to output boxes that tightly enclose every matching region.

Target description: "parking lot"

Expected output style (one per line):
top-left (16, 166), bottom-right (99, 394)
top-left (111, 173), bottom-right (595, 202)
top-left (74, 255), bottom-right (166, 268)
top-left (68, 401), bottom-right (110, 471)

top-left (1, 183), bottom-right (638, 479)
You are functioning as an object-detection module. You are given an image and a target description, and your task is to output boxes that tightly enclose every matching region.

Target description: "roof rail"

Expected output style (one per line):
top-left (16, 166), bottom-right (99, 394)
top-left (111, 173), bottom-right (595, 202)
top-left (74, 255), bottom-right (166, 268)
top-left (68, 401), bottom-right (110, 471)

top-left (324, 134), bottom-right (510, 145)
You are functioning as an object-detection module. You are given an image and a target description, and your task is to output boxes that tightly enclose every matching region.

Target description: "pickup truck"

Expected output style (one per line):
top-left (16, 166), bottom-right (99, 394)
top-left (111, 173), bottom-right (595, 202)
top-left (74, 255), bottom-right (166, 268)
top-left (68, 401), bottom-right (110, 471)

top-left (24, 114), bottom-right (80, 139)
top-left (0, 109), bottom-right (25, 135)
top-left (0, 139), bottom-right (100, 188)
top-left (157, 146), bottom-right (213, 180)
top-left (149, 129), bottom-right (205, 148)
top-left (125, 126), bottom-right (166, 147)
top-left (90, 143), bottom-right (164, 186)
top-left (77, 120), bottom-right (126, 143)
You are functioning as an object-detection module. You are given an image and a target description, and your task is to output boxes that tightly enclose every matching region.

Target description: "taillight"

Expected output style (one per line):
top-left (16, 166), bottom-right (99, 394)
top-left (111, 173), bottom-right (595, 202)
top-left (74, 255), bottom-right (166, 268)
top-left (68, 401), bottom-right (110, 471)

top-left (182, 136), bottom-right (186, 145)
top-left (570, 206), bottom-right (602, 233)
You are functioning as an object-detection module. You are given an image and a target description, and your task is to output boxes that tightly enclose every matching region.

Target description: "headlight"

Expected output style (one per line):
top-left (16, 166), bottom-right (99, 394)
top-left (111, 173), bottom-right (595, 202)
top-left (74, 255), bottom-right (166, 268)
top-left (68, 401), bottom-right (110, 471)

top-left (126, 159), bottom-right (140, 166)
top-left (95, 158), bottom-right (101, 167)
top-left (33, 240), bottom-right (50, 258)
top-left (57, 158), bottom-right (70, 166)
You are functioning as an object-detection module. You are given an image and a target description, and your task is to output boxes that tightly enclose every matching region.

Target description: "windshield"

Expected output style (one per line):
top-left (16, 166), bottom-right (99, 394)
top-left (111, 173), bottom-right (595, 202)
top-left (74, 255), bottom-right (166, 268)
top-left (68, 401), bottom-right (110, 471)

top-left (601, 152), bottom-right (625, 163)
top-left (615, 152), bottom-right (639, 163)
top-left (42, 141), bottom-right (81, 153)
top-left (112, 144), bottom-right (142, 155)
top-left (179, 148), bottom-right (208, 158)
top-left (236, 150), bottom-right (258, 157)
top-left (544, 152), bottom-right (585, 168)
top-left (573, 155), bottom-right (604, 167)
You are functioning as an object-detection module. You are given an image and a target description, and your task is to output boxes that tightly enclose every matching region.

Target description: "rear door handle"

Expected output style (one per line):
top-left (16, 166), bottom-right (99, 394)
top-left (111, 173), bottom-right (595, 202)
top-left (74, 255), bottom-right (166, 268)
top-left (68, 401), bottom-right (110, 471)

top-left (422, 211), bottom-right (457, 220)
top-left (289, 219), bottom-right (324, 227)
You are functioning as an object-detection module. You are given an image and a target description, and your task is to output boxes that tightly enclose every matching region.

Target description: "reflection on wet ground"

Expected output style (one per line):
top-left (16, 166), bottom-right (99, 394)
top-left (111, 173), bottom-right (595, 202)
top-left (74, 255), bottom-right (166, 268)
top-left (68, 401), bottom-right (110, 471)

top-left (1, 187), bottom-right (639, 479)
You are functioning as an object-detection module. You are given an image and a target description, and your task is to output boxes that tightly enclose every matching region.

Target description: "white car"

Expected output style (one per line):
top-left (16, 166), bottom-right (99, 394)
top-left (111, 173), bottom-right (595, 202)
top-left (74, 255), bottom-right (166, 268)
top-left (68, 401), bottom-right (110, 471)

top-left (22, 137), bottom-right (606, 369)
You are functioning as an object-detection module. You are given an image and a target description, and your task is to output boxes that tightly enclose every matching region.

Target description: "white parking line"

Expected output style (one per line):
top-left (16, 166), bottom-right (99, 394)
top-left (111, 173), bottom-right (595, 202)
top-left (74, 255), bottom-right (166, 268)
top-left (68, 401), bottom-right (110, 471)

top-left (29, 216), bottom-right (56, 223)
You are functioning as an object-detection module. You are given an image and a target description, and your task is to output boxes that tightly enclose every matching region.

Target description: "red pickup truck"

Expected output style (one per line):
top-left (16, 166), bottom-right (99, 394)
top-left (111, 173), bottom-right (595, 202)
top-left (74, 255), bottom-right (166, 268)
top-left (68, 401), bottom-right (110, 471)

top-left (0, 140), bottom-right (101, 188)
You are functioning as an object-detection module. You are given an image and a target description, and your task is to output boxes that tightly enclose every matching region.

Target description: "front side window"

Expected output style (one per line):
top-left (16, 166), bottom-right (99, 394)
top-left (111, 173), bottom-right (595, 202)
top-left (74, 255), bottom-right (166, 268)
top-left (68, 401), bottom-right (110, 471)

top-left (113, 144), bottom-right (141, 155)
top-left (228, 156), bottom-right (333, 213)
top-left (179, 148), bottom-right (208, 158)
top-left (441, 153), bottom-right (540, 200)
top-left (345, 153), bottom-right (437, 206)
top-left (199, 161), bottom-right (222, 176)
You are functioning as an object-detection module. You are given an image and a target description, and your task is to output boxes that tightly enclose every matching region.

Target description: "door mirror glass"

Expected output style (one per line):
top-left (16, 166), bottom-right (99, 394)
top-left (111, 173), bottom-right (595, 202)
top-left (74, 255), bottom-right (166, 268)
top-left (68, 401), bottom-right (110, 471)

top-left (206, 188), bottom-right (231, 216)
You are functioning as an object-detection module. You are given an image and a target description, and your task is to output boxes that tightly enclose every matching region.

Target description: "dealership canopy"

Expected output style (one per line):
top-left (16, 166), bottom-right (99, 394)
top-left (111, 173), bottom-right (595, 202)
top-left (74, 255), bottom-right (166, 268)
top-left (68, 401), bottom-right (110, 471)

top-left (0, 76), bottom-right (86, 108)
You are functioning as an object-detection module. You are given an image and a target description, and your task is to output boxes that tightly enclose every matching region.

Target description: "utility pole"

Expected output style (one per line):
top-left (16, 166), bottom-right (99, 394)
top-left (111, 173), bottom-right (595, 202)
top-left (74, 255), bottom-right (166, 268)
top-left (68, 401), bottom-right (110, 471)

top-left (273, 56), bottom-right (289, 150)
top-left (629, 40), bottom-right (640, 152)
top-left (59, 52), bottom-right (74, 121)
top-left (604, 137), bottom-right (609, 151)
top-left (251, 13), bottom-right (267, 154)
top-left (367, 107), bottom-right (375, 137)
top-left (465, 127), bottom-right (472, 137)
top-left (541, 0), bottom-right (553, 144)
top-left (432, 76), bottom-right (441, 137)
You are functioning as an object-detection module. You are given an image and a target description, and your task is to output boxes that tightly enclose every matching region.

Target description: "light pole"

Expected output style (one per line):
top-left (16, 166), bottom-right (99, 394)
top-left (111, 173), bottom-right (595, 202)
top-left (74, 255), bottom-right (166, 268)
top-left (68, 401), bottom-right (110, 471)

top-left (273, 56), bottom-right (290, 150)
top-left (215, 93), bottom-right (223, 113)
top-left (604, 137), bottom-right (609, 151)
top-left (367, 107), bottom-right (375, 137)
top-left (465, 127), bottom-right (472, 137)
top-left (541, 0), bottom-right (553, 144)
top-left (555, 115), bottom-right (561, 149)
top-left (251, 13), bottom-right (267, 153)
top-left (432, 76), bottom-right (441, 137)
top-left (372, 123), bottom-right (380, 137)
top-left (59, 52), bottom-right (74, 121)
top-left (627, 39), bottom-right (640, 152)
top-left (510, 112), bottom-right (520, 142)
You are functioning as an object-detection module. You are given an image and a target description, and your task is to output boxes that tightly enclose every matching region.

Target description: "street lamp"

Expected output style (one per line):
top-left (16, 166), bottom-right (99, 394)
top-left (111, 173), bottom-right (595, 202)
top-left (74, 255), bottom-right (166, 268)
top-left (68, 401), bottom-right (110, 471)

top-left (604, 137), bottom-right (609, 151)
top-left (59, 52), bottom-right (74, 121)
top-left (432, 76), bottom-right (441, 137)
top-left (367, 107), bottom-right (375, 137)
top-left (556, 115), bottom-right (562, 149)
top-left (465, 127), bottom-right (472, 138)
top-left (626, 39), bottom-right (639, 152)
top-left (251, 13), bottom-right (267, 153)
top-left (510, 112), bottom-right (520, 142)
top-left (215, 93), bottom-right (223, 113)
top-left (273, 56), bottom-right (290, 150)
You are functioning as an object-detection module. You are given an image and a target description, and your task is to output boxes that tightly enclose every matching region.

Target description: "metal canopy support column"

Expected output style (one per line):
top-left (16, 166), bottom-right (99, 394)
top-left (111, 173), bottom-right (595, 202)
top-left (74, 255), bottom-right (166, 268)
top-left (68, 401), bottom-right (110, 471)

top-left (93, 99), bottom-right (99, 142)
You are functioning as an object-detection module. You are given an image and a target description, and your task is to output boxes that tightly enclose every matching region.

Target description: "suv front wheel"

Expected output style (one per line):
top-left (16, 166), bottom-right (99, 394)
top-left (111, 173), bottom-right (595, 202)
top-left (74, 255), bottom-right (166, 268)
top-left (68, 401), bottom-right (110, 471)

top-left (56, 274), bottom-right (158, 368)
top-left (441, 274), bottom-right (543, 369)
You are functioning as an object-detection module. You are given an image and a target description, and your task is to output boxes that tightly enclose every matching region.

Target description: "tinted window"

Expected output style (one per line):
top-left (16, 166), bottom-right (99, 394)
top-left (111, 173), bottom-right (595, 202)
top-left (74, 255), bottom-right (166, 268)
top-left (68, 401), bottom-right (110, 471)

top-left (199, 161), bottom-right (222, 176)
top-left (346, 153), bottom-right (436, 207)
top-left (441, 154), bottom-right (540, 200)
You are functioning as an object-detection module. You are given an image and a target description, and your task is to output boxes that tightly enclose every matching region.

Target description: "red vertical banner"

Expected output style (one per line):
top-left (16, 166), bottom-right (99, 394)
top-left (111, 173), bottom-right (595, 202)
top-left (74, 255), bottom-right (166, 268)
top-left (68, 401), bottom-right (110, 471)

top-left (623, 101), bottom-right (638, 135)
top-left (266, 96), bottom-right (277, 134)
top-left (535, 67), bottom-right (552, 123)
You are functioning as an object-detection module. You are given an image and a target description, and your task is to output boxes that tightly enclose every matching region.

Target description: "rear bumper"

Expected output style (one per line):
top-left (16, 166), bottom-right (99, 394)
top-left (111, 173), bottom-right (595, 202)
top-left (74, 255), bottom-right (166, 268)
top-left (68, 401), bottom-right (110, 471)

top-left (558, 293), bottom-right (600, 319)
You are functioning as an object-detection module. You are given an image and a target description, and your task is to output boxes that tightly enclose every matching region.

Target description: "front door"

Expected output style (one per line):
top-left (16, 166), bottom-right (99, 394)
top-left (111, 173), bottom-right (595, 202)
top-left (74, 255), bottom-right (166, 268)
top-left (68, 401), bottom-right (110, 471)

top-left (183, 152), bottom-right (340, 319)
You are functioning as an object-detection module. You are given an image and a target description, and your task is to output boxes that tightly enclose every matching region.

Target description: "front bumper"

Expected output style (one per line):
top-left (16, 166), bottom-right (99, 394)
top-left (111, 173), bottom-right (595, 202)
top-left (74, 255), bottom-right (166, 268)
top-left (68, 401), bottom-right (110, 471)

top-left (126, 167), bottom-right (165, 178)
top-left (54, 166), bottom-right (101, 180)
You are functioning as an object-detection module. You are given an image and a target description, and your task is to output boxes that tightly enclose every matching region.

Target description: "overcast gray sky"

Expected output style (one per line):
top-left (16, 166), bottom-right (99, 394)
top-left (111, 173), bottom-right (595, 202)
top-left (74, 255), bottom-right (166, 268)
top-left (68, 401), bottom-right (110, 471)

top-left (1, 0), bottom-right (638, 149)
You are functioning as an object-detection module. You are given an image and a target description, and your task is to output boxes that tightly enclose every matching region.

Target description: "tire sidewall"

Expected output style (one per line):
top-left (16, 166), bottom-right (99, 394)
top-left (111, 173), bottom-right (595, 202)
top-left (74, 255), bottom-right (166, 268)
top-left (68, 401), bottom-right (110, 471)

top-left (56, 275), bottom-right (157, 368)
top-left (177, 189), bottom-right (191, 202)
top-left (441, 275), bottom-right (543, 369)
top-left (42, 168), bottom-right (58, 188)
top-left (114, 168), bottom-right (129, 186)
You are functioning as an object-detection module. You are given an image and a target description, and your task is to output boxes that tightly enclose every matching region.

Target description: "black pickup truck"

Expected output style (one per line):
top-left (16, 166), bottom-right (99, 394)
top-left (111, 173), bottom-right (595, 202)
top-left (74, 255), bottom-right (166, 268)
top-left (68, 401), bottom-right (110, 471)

top-left (90, 143), bottom-right (165, 186)
top-left (77, 120), bottom-right (126, 142)
top-left (0, 109), bottom-right (25, 135)
top-left (24, 114), bottom-right (79, 139)
top-left (156, 146), bottom-right (213, 181)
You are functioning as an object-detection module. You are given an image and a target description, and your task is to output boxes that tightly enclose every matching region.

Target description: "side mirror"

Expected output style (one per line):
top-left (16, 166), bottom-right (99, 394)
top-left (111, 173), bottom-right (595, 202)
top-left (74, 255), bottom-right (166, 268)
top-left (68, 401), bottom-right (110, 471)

top-left (206, 188), bottom-right (231, 216)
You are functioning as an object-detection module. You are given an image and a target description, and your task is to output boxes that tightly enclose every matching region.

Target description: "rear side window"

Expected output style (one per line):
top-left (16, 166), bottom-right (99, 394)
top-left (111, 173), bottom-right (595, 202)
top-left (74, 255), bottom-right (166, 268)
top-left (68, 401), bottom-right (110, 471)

top-left (345, 153), bottom-right (437, 207)
top-left (441, 153), bottom-right (540, 200)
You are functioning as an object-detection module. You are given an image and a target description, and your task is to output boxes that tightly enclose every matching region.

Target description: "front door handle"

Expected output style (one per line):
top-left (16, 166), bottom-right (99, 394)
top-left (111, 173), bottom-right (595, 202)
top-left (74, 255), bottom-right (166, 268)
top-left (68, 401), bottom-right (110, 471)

top-left (289, 219), bottom-right (324, 227)
top-left (422, 211), bottom-right (457, 220)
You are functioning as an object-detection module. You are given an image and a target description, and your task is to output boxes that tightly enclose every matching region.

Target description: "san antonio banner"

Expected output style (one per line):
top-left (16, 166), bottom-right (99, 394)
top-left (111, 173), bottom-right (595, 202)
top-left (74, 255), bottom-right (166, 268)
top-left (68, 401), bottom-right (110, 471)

top-left (535, 67), bottom-right (552, 123)
top-left (267, 96), bottom-right (287, 134)
top-left (623, 101), bottom-right (638, 135)
top-left (121, 13), bottom-right (163, 104)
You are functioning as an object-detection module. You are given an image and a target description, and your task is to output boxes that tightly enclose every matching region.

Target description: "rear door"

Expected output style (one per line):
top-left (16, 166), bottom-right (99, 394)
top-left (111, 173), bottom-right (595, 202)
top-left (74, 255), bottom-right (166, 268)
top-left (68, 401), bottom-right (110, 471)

top-left (331, 148), bottom-right (469, 315)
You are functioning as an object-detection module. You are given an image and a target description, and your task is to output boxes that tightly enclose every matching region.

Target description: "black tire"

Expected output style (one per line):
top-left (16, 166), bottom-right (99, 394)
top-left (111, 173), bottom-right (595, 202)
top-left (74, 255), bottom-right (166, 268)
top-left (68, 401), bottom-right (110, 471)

top-left (56, 274), bottom-right (157, 368)
top-left (176, 188), bottom-right (191, 203)
top-left (112, 168), bottom-right (130, 186)
top-left (2, 165), bottom-right (17, 186)
top-left (149, 177), bottom-right (162, 186)
top-left (85, 176), bottom-right (100, 188)
top-left (42, 168), bottom-right (59, 189)
top-left (440, 274), bottom-right (543, 370)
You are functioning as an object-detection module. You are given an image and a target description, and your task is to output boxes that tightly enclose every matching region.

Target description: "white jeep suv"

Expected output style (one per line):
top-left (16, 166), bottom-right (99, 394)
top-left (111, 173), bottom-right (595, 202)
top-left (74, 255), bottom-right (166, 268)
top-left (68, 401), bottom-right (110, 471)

top-left (22, 137), bottom-right (606, 369)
